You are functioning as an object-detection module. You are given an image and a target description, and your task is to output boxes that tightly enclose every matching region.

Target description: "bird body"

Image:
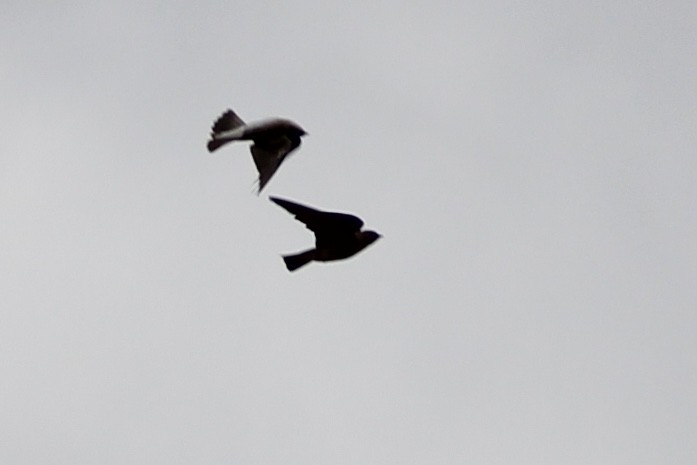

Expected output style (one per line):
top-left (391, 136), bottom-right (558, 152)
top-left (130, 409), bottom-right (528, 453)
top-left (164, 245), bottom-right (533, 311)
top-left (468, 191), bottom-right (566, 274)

top-left (270, 197), bottom-right (381, 271)
top-left (207, 109), bottom-right (307, 192)
top-left (210, 118), bottom-right (301, 145)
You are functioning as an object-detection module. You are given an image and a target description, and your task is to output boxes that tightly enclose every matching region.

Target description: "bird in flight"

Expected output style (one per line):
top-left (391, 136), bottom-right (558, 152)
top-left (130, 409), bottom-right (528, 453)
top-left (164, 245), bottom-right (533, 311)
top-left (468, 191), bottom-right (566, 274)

top-left (207, 109), bottom-right (307, 193)
top-left (270, 197), bottom-right (381, 271)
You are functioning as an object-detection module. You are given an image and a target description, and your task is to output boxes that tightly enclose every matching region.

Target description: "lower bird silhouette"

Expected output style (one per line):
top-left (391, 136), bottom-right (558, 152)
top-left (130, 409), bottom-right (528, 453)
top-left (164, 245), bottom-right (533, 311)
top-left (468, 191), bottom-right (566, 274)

top-left (270, 197), bottom-right (381, 271)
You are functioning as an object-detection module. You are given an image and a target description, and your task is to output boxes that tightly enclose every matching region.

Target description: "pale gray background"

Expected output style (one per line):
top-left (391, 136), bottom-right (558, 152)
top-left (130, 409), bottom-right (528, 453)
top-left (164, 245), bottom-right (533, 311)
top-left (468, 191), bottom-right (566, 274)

top-left (1, 1), bottom-right (696, 464)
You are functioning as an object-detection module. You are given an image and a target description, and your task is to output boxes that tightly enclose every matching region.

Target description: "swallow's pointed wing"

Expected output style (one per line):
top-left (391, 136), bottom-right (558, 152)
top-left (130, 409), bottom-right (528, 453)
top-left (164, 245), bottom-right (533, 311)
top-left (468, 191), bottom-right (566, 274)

top-left (270, 197), bottom-right (364, 235)
top-left (251, 145), bottom-right (283, 193)
top-left (250, 134), bottom-right (301, 192)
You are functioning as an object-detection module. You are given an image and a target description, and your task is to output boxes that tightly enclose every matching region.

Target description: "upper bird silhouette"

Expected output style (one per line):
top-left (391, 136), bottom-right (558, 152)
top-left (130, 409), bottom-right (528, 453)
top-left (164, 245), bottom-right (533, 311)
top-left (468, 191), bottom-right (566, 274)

top-left (207, 109), bottom-right (307, 192)
top-left (270, 196), bottom-right (381, 271)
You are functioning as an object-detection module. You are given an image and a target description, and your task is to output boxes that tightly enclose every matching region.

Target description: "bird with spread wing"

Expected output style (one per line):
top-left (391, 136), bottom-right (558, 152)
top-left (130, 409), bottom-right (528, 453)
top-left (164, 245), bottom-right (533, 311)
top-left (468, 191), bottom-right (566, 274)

top-left (207, 109), bottom-right (307, 193)
top-left (270, 197), bottom-right (381, 271)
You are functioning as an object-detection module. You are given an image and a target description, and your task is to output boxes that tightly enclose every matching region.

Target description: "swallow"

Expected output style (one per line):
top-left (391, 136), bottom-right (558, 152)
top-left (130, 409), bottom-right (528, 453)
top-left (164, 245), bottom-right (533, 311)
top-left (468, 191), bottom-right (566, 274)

top-left (207, 109), bottom-right (307, 192)
top-left (270, 197), bottom-right (381, 271)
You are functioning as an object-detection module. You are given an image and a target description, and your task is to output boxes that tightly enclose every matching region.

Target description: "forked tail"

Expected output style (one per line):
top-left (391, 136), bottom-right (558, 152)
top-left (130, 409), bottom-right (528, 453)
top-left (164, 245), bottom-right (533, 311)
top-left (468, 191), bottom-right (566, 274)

top-left (207, 109), bottom-right (246, 152)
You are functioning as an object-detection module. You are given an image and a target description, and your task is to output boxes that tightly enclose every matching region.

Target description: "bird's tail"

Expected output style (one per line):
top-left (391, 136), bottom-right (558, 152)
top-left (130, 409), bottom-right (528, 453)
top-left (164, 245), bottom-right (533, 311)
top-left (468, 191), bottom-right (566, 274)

top-left (282, 249), bottom-right (315, 272)
top-left (207, 137), bottom-right (233, 152)
top-left (207, 109), bottom-right (246, 152)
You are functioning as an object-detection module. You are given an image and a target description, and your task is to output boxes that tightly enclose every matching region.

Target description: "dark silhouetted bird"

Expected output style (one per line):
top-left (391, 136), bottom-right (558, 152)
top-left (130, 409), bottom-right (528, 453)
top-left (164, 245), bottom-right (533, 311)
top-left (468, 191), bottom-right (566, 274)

top-left (270, 197), bottom-right (381, 271)
top-left (207, 109), bottom-right (307, 192)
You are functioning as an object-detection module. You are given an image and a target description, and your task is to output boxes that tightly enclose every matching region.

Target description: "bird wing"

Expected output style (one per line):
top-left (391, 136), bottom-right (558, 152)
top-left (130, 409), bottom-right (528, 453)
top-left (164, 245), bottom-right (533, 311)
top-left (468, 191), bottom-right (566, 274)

top-left (250, 134), bottom-right (301, 192)
top-left (270, 197), bottom-right (364, 236)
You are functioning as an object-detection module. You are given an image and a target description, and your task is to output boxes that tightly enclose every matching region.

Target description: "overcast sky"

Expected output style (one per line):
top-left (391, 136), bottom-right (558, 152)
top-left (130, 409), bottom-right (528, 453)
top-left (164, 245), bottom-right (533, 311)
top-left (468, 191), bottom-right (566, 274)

top-left (1, 1), bottom-right (696, 464)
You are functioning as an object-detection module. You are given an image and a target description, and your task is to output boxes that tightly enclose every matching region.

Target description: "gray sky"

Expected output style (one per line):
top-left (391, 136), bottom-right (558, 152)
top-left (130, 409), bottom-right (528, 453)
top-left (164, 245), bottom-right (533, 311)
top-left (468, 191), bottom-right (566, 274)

top-left (1, 1), bottom-right (696, 464)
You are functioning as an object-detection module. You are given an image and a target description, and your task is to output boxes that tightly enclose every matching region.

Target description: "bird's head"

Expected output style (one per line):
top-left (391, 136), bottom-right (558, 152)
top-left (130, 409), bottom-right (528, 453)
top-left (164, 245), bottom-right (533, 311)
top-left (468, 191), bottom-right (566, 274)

top-left (359, 230), bottom-right (382, 247)
top-left (284, 120), bottom-right (308, 137)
